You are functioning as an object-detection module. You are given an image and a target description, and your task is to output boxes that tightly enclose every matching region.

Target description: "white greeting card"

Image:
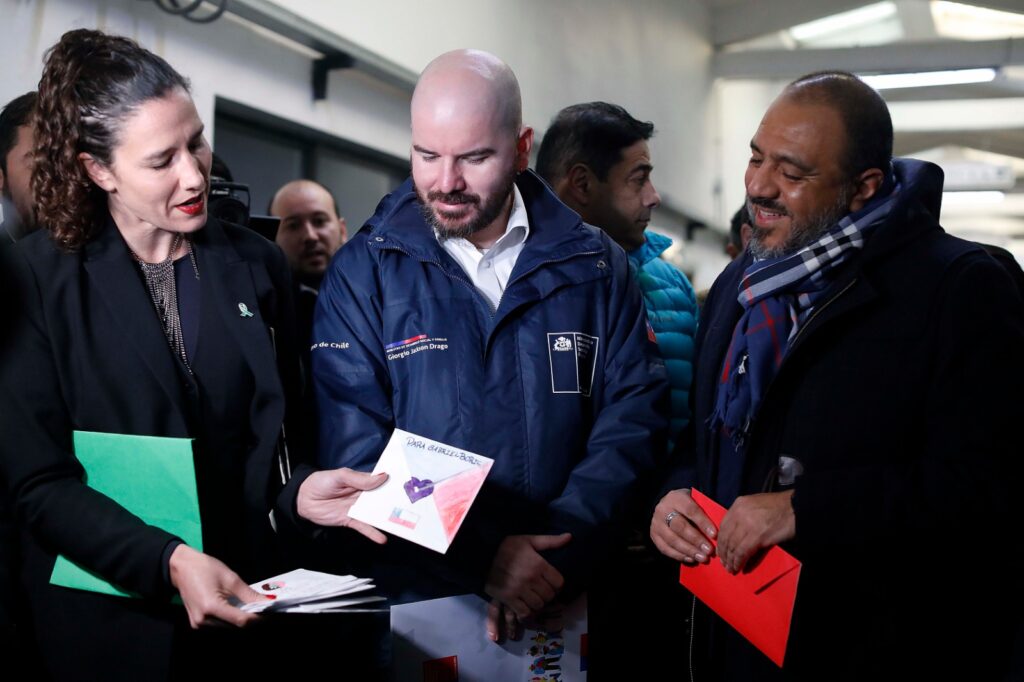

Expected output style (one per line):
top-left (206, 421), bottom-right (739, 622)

top-left (348, 429), bottom-right (493, 554)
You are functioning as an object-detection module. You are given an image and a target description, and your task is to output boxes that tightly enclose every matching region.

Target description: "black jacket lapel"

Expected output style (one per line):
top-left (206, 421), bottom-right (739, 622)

top-left (195, 222), bottom-right (285, 493)
top-left (83, 222), bottom-right (186, 420)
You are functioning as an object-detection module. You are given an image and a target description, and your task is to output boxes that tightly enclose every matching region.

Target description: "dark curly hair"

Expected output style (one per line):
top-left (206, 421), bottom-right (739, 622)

top-left (33, 29), bottom-right (189, 251)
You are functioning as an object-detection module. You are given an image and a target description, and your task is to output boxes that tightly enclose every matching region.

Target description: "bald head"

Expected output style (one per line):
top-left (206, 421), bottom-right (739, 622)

top-left (270, 179), bottom-right (339, 217)
top-left (270, 179), bottom-right (346, 281)
top-left (409, 49), bottom-right (533, 245)
top-left (412, 49), bottom-right (522, 138)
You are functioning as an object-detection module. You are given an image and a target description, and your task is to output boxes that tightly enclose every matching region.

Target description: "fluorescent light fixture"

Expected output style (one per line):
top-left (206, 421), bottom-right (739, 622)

top-left (860, 68), bottom-right (997, 90)
top-left (932, 1), bottom-right (1024, 40)
top-left (942, 190), bottom-right (1005, 205)
top-left (790, 2), bottom-right (897, 41)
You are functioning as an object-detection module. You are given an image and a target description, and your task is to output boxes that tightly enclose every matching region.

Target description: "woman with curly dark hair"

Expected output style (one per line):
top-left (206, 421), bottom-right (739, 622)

top-left (0, 28), bottom-right (386, 679)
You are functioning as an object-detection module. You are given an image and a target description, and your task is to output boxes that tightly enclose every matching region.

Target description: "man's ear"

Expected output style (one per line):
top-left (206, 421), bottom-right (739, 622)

top-left (848, 167), bottom-right (885, 213)
top-left (565, 163), bottom-right (595, 207)
top-left (338, 216), bottom-right (348, 243)
top-left (78, 152), bottom-right (116, 193)
top-left (515, 126), bottom-right (534, 173)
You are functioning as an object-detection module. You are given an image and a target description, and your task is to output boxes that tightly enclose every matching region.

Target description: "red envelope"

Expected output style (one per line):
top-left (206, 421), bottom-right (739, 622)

top-left (678, 489), bottom-right (801, 667)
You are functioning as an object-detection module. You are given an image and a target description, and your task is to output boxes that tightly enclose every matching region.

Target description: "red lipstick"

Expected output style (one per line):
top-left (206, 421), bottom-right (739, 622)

top-left (176, 196), bottom-right (205, 216)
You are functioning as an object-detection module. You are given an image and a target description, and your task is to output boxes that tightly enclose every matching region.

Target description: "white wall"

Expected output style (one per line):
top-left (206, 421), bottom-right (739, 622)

top-left (271, 0), bottom-right (718, 223)
top-left (1, 0), bottom-right (719, 228)
top-left (714, 78), bottom-right (788, 225)
top-left (0, 0), bottom-right (413, 161)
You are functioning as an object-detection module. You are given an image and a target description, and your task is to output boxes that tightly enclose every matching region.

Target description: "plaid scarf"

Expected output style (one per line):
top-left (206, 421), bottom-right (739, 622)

top-left (708, 182), bottom-right (900, 451)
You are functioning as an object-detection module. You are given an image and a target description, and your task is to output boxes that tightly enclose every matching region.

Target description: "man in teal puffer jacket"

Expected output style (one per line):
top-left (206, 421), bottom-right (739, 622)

top-left (537, 102), bottom-right (697, 451)
top-left (537, 101), bottom-right (699, 677)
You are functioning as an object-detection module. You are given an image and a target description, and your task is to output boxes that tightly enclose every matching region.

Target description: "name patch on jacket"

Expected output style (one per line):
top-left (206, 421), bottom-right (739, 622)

top-left (311, 341), bottom-right (352, 351)
top-left (385, 333), bottom-right (449, 361)
top-left (548, 332), bottom-right (599, 396)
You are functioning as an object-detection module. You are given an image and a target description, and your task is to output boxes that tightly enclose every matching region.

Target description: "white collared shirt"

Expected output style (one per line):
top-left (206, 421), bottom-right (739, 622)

top-left (437, 184), bottom-right (530, 312)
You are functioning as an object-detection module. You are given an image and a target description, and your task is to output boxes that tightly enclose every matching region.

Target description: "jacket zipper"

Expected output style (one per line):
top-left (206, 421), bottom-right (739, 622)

top-left (689, 593), bottom-right (698, 682)
top-left (493, 248), bottom-right (604, 313)
top-left (268, 325), bottom-right (292, 485)
top-left (788, 278), bottom-right (857, 351)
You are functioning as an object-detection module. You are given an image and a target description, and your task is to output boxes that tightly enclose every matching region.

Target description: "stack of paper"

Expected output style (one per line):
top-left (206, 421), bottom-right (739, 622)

top-left (241, 569), bottom-right (386, 614)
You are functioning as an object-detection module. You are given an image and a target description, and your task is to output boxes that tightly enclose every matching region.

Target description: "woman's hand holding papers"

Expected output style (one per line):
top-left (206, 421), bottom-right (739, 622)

top-left (169, 545), bottom-right (265, 629)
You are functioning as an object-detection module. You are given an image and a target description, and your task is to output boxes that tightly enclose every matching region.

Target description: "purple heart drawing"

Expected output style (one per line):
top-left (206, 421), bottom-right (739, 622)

top-left (404, 476), bottom-right (435, 503)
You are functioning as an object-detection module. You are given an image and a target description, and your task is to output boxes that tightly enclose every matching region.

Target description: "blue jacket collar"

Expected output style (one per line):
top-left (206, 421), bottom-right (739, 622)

top-left (627, 230), bottom-right (672, 268)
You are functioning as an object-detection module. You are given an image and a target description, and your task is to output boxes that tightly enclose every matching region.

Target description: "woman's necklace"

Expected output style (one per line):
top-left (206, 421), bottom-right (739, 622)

top-left (130, 233), bottom-right (200, 373)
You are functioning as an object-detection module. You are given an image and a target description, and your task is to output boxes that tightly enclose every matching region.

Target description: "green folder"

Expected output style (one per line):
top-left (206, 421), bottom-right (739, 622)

top-left (49, 431), bottom-right (202, 598)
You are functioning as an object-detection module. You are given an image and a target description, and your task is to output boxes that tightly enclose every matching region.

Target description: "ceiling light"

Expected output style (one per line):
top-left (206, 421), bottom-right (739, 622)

top-left (942, 190), bottom-right (1006, 205)
top-left (859, 68), bottom-right (997, 90)
top-left (790, 2), bottom-right (897, 41)
top-left (932, 1), bottom-right (1024, 40)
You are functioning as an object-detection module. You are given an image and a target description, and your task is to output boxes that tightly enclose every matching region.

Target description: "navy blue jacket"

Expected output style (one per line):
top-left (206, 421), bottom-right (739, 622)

top-left (312, 171), bottom-right (669, 599)
top-left (676, 158), bottom-right (1024, 679)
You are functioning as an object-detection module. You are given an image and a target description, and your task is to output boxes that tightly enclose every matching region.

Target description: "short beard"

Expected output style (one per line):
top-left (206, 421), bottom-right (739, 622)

top-left (746, 189), bottom-right (852, 260)
top-left (415, 169), bottom-right (517, 241)
top-left (0, 191), bottom-right (33, 237)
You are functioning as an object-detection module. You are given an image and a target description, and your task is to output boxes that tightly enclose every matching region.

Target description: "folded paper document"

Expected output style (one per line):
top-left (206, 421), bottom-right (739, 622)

top-left (242, 568), bottom-right (384, 614)
top-left (348, 429), bottom-right (493, 553)
top-left (50, 431), bottom-right (201, 598)
top-left (678, 489), bottom-right (801, 667)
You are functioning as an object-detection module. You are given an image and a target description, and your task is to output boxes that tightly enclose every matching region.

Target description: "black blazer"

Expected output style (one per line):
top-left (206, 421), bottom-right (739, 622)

top-left (0, 217), bottom-right (308, 679)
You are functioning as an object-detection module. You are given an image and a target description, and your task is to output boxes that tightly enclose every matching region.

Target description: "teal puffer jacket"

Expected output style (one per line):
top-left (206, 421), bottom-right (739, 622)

top-left (627, 231), bottom-right (697, 452)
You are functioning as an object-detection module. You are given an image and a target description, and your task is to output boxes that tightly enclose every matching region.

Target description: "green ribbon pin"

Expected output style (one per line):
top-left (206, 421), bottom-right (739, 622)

top-left (238, 303), bottom-right (255, 318)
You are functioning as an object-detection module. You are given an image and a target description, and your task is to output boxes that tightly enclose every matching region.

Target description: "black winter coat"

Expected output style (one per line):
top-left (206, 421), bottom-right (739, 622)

top-left (679, 159), bottom-right (1024, 680)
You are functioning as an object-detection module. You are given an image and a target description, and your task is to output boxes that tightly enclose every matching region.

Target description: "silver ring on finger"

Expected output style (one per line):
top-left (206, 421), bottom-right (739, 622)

top-left (665, 510), bottom-right (681, 527)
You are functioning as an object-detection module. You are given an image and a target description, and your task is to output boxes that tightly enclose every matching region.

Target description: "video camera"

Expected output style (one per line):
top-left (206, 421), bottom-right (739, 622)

top-left (208, 179), bottom-right (279, 242)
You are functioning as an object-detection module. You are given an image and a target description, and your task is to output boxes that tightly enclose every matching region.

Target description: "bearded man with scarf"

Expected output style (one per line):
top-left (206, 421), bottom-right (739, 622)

top-left (650, 71), bottom-right (1024, 681)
